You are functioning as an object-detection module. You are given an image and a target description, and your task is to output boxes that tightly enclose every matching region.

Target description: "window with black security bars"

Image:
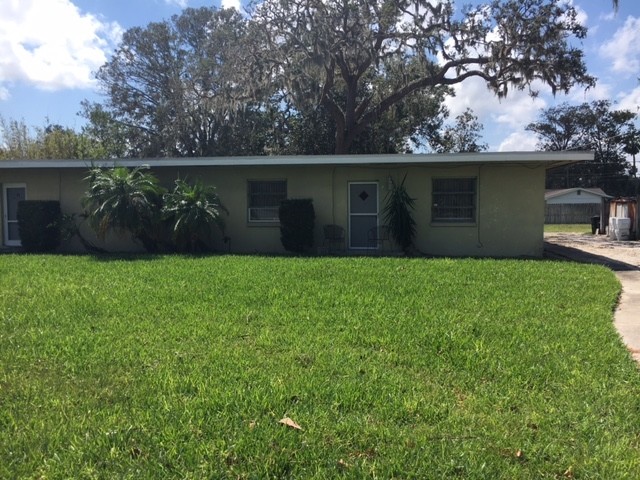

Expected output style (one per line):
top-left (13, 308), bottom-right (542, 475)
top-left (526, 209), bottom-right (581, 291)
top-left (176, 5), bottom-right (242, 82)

top-left (248, 180), bottom-right (287, 222)
top-left (432, 178), bottom-right (477, 223)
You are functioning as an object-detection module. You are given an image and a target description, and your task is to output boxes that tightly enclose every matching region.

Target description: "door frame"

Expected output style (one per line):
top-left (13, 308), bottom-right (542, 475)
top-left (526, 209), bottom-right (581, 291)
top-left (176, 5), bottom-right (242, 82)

top-left (3, 183), bottom-right (27, 247)
top-left (348, 181), bottom-right (379, 249)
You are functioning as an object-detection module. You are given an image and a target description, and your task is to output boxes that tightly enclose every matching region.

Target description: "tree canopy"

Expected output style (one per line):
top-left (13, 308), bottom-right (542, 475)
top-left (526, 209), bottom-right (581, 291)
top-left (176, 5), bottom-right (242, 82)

top-left (92, 7), bottom-right (272, 157)
top-left (431, 109), bottom-right (488, 153)
top-left (3, 1), bottom-right (596, 158)
top-left (241, 0), bottom-right (594, 153)
top-left (82, 0), bottom-right (595, 156)
top-left (0, 116), bottom-right (104, 160)
top-left (527, 100), bottom-right (638, 195)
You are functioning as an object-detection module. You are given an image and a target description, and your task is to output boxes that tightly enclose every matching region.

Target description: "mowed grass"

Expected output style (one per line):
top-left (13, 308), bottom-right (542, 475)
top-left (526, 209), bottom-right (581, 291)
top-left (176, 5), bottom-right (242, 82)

top-left (544, 224), bottom-right (592, 234)
top-left (1, 255), bottom-right (639, 479)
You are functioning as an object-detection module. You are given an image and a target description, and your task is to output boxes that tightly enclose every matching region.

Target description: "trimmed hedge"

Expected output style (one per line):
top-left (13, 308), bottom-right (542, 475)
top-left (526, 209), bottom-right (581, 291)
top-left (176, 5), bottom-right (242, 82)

top-left (279, 198), bottom-right (315, 253)
top-left (17, 200), bottom-right (62, 252)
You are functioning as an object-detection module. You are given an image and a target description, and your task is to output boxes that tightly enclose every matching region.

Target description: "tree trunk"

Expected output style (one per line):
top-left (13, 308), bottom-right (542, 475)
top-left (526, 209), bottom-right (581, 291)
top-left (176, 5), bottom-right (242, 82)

top-left (334, 128), bottom-right (348, 154)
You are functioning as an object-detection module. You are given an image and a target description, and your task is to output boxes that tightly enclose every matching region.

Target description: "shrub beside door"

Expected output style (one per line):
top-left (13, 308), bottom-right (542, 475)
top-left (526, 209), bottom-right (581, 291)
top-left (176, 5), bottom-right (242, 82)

top-left (17, 200), bottom-right (62, 252)
top-left (279, 198), bottom-right (315, 253)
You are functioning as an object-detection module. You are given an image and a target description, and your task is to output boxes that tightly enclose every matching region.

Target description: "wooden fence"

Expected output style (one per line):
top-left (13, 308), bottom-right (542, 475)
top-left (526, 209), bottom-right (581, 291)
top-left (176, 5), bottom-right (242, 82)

top-left (545, 203), bottom-right (601, 224)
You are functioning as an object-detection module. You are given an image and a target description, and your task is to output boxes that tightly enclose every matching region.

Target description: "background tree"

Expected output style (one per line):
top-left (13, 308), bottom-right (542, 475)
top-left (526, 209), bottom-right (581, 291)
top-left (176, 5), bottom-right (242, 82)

top-left (243, 0), bottom-right (594, 154)
top-left (0, 117), bottom-right (38, 159)
top-left (267, 87), bottom-right (447, 155)
top-left (622, 127), bottom-right (639, 178)
top-left (93, 7), bottom-right (269, 157)
top-left (527, 100), bottom-right (637, 195)
top-left (0, 116), bottom-right (104, 160)
top-left (430, 109), bottom-right (488, 153)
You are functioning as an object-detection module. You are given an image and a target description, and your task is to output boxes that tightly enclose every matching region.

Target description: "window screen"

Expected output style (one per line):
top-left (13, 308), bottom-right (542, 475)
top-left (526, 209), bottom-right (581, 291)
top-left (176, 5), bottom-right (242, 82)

top-left (432, 178), bottom-right (477, 223)
top-left (248, 180), bottom-right (287, 222)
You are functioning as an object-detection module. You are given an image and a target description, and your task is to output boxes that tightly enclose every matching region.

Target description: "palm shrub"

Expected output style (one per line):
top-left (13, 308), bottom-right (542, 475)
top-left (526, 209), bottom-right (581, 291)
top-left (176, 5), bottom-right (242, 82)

top-left (82, 166), bottom-right (165, 252)
top-left (383, 174), bottom-right (417, 254)
top-left (162, 178), bottom-right (228, 253)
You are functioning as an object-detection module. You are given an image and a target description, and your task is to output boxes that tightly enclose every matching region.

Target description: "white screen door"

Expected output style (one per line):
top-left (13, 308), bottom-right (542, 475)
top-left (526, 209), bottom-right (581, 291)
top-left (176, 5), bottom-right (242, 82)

top-left (349, 182), bottom-right (378, 249)
top-left (3, 184), bottom-right (26, 247)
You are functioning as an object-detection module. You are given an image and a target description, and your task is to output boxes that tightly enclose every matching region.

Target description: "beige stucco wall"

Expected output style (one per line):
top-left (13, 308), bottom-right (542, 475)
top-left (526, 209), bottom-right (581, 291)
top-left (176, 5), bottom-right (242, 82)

top-left (0, 161), bottom-right (546, 257)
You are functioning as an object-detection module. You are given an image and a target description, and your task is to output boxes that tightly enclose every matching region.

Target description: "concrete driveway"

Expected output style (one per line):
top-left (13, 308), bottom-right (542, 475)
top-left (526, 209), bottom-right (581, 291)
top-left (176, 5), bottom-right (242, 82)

top-left (545, 233), bottom-right (640, 363)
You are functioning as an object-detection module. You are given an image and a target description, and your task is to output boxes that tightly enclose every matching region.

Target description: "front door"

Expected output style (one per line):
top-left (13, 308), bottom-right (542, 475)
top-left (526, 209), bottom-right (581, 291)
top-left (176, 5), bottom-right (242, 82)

top-left (3, 184), bottom-right (26, 247)
top-left (349, 182), bottom-right (378, 249)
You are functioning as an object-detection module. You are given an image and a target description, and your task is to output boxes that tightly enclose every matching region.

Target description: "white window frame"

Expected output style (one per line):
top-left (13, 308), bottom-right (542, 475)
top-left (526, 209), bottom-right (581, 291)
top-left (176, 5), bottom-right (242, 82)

top-left (247, 180), bottom-right (287, 223)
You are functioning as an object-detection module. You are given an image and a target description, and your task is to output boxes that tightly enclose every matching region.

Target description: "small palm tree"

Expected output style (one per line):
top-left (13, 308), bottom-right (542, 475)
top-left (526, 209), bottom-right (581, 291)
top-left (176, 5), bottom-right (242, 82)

top-left (383, 174), bottom-right (417, 254)
top-left (163, 178), bottom-right (228, 253)
top-left (82, 166), bottom-right (165, 251)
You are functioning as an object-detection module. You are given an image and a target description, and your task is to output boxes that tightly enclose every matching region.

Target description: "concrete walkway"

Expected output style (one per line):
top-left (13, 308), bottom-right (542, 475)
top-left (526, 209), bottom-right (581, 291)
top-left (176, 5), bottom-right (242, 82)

top-left (544, 240), bottom-right (640, 364)
top-left (614, 271), bottom-right (640, 363)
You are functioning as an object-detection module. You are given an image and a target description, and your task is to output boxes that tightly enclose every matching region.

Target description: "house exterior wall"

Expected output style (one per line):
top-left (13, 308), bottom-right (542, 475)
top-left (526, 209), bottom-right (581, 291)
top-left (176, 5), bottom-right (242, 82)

top-left (546, 190), bottom-right (603, 204)
top-left (0, 160), bottom-right (547, 257)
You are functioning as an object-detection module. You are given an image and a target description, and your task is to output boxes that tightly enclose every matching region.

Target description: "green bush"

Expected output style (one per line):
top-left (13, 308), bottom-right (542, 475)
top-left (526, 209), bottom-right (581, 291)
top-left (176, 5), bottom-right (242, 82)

top-left (383, 174), bottom-right (417, 253)
top-left (163, 178), bottom-right (228, 253)
top-left (279, 198), bottom-right (315, 253)
top-left (17, 200), bottom-right (62, 252)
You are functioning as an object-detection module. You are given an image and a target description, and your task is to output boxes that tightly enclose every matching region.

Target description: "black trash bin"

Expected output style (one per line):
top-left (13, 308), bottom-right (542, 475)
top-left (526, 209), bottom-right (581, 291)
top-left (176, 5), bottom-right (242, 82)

top-left (591, 216), bottom-right (600, 235)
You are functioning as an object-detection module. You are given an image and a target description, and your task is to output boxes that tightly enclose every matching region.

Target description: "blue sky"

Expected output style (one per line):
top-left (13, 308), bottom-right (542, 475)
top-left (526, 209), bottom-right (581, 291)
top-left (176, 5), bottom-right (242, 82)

top-left (0, 0), bottom-right (638, 152)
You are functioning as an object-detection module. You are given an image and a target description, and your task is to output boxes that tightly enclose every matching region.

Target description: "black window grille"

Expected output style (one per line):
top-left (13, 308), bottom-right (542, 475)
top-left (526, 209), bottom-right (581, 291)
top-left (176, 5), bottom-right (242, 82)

top-left (248, 180), bottom-right (287, 222)
top-left (432, 178), bottom-right (477, 223)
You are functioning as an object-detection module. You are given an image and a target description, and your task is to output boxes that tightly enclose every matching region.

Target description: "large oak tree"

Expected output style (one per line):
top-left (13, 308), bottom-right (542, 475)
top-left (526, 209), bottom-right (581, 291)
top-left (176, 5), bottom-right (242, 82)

top-left (242, 0), bottom-right (595, 154)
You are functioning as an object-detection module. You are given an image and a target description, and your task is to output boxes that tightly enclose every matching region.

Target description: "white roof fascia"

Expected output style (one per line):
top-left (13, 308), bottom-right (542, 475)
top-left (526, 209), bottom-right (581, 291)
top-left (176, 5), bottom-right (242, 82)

top-left (0, 151), bottom-right (594, 169)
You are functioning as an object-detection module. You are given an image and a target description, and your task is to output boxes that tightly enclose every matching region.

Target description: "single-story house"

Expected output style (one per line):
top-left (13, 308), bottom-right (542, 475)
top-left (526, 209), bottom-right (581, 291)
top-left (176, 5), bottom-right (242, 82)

top-left (544, 187), bottom-right (611, 224)
top-left (0, 151), bottom-right (592, 257)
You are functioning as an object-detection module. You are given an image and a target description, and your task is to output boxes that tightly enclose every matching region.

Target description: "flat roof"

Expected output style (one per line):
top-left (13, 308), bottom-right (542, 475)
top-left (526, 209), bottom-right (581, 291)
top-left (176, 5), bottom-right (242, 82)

top-left (0, 151), bottom-right (594, 169)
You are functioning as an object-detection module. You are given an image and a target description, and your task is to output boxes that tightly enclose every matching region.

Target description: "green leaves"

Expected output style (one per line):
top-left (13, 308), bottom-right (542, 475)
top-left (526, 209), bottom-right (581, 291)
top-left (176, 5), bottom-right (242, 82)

top-left (527, 100), bottom-right (638, 194)
top-left (383, 174), bottom-right (417, 253)
top-left (83, 167), bottom-right (227, 253)
top-left (163, 178), bottom-right (228, 253)
top-left (82, 166), bottom-right (164, 245)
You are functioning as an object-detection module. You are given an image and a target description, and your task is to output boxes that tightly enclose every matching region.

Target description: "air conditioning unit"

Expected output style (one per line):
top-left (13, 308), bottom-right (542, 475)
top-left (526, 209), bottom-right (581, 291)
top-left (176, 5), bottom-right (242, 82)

top-left (615, 217), bottom-right (631, 241)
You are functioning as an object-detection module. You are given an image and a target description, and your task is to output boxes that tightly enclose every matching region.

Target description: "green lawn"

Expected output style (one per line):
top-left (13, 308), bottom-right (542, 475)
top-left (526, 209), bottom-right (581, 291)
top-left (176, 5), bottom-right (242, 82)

top-left (1, 255), bottom-right (639, 479)
top-left (544, 224), bottom-right (592, 234)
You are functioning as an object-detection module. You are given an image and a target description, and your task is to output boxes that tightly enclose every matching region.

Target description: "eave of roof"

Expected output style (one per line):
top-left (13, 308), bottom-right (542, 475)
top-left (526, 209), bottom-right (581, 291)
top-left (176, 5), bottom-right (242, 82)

top-left (544, 187), bottom-right (612, 200)
top-left (0, 151), bottom-right (594, 169)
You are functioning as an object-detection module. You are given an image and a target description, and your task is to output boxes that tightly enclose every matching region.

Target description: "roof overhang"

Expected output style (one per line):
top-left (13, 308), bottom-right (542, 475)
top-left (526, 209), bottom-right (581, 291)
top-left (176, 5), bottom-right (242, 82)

top-left (0, 151), bottom-right (594, 169)
top-left (545, 187), bottom-right (612, 201)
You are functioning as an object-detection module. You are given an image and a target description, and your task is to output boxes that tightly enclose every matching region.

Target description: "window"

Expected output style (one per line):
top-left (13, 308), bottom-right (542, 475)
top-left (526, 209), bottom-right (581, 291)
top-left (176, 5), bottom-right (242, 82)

top-left (248, 180), bottom-right (287, 222)
top-left (432, 178), bottom-right (477, 223)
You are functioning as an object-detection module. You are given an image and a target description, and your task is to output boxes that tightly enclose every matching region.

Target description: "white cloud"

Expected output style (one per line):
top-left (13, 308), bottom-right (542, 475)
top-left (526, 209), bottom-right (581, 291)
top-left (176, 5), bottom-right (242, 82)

top-left (221, 0), bottom-right (241, 10)
top-left (498, 131), bottom-right (538, 152)
top-left (0, 0), bottom-right (122, 97)
top-left (599, 16), bottom-right (640, 75)
top-left (165, 0), bottom-right (188, 7)
top-left (569, 82), bottom-right (612, 103)
top-left (568, 1), bottom-right (588, 27)
top-left (444, 77), bottom-right (548, 149)
top-left (616, 86), bottom-right (640, 114)
top-left (600, 11), bottom-right (616, 22)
